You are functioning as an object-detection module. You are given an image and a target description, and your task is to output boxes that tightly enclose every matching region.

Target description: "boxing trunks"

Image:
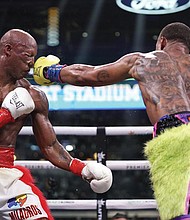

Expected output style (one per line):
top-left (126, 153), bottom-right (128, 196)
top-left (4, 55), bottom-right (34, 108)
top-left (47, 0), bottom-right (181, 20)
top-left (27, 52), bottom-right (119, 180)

top-left (153, 111), bottom-right (190, 137)
top-left (0, 147), bottom-right (54, 220)
top-left (149, 112), bottom-right (190, 220)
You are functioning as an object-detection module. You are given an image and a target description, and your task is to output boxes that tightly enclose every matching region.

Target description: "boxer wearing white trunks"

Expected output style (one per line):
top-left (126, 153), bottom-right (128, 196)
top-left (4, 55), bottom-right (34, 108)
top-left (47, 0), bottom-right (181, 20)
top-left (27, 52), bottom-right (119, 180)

top-left (0, 87), bottom-right (53, 219)
top-left (0, 29), bottom-right (113, 220)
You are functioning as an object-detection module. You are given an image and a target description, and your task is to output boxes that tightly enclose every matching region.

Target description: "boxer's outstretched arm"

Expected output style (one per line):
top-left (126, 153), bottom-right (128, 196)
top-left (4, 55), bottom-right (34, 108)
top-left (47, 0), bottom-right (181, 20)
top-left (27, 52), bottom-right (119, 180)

top-left (33, 53), bottom-right (140, 86)
top-left (59, 53), bottom-right (140, 86)
top-left (31, 87), bottom-right (72, 170)
top-left (31, 87), bottom-right (112, 193)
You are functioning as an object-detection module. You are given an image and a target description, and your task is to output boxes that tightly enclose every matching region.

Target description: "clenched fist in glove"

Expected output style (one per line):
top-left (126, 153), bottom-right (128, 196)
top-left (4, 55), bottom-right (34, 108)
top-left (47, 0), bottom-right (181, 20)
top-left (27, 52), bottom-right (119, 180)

top-left (33, 55), bottom-right (65, 85)
top-left (0, 87), bottom-right (35, 128)
top-left (70, 158), bottom-right (113, 193)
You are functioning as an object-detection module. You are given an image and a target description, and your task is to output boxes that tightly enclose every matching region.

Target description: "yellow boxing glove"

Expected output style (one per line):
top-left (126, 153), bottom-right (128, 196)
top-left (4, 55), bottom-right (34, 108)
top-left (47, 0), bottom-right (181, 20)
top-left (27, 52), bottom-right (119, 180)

top-left (33, 55), bottom-right (60, 85)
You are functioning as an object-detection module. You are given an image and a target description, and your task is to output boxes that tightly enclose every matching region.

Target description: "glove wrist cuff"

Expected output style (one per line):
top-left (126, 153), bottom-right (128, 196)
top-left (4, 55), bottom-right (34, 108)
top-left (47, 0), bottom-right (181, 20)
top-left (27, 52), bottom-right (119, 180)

top-left (46, 64), bottom-right (66, 83)
top-left (69, 158), bottom-right (85, 176)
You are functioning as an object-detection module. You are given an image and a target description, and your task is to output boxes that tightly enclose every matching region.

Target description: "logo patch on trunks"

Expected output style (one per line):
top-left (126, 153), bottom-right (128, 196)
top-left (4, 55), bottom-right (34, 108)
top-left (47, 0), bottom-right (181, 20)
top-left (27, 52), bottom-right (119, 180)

top-left (8, 194), bottom-right (27, 208)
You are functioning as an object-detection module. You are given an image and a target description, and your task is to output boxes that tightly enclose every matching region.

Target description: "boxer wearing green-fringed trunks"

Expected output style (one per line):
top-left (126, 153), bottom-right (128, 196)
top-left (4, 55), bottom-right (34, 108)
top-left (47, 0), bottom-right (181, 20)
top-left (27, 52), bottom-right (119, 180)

top-left (33, 22), bottom-right (190, 220)
top-left (145, 112), bottom-right (190, 220)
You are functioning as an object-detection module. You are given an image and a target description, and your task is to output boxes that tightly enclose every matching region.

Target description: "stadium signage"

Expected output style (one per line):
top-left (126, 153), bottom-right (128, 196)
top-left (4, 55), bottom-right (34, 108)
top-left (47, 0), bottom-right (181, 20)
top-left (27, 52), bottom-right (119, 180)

top-left (116, 0), bottom-right (190, 15)
top-left (37, 81), bottom-right (145, 110)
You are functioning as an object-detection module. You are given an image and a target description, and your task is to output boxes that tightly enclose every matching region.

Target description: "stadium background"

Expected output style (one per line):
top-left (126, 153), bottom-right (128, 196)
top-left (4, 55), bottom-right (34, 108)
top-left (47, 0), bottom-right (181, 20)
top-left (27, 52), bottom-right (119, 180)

top-left (0, 0), bottom-right (190, 219)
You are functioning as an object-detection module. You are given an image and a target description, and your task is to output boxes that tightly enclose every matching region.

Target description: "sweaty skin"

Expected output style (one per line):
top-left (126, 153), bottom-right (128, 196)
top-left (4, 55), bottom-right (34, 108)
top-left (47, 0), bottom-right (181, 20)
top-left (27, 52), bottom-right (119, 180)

top-left (0, 30), bottom-right (113, 220)
top-left (0, 30), bottom-right (75, 220)
top-left (0, 30), bottom-right (72, 173)
top-left (42, 23), bottom-right (190, 220)
top-left (58, 41), bottom-right (190, 125)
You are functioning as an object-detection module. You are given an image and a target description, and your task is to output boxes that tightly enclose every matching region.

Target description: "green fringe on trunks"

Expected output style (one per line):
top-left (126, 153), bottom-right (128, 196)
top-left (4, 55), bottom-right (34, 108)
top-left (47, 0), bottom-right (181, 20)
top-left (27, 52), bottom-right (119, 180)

top-left (144, 123), bottom-right (190, 220)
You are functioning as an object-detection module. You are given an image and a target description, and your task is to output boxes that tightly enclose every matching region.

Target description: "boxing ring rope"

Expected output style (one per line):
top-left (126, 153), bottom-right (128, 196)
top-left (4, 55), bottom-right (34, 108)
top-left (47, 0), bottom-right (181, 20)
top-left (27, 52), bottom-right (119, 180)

top-left (47, 199), bottom-right (157, 210)
top-left (14, 160), bottom-right (151, 170)
top-left (18, 126), bottom-right (156, 219)
top-left (19, 126), bottom-right (153, 136)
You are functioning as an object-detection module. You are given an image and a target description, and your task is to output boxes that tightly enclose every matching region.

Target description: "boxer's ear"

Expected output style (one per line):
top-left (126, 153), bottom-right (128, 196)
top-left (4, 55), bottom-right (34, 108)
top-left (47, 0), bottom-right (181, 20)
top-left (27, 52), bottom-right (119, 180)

top-left (160, 36), bottom-right (167, 50)
top-left (4, 44), bottom-right (12, 56)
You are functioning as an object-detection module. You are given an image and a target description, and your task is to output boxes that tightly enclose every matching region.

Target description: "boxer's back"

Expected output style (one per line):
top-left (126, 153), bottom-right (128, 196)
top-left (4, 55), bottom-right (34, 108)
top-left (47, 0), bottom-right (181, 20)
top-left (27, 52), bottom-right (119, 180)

top-left (133, 51), bottom-right (190, 124)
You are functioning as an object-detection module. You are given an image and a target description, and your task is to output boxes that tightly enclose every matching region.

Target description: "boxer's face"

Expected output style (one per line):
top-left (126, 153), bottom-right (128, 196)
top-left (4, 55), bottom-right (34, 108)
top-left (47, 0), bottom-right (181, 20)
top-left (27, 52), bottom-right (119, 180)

top-left (5, 41), bottom-right (37, 80)
top-left (14, 44), bottom-right (37, 78)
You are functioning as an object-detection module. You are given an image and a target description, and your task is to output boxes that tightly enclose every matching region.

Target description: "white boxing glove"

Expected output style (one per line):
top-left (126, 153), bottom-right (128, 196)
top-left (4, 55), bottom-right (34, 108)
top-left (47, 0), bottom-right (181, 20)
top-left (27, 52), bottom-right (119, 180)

top-left (82, 162), bottom-right (113, 193)
top-left (70, 158), bottom-right (113, 193)
top-left (2, 87), bottom-right (35, 119)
